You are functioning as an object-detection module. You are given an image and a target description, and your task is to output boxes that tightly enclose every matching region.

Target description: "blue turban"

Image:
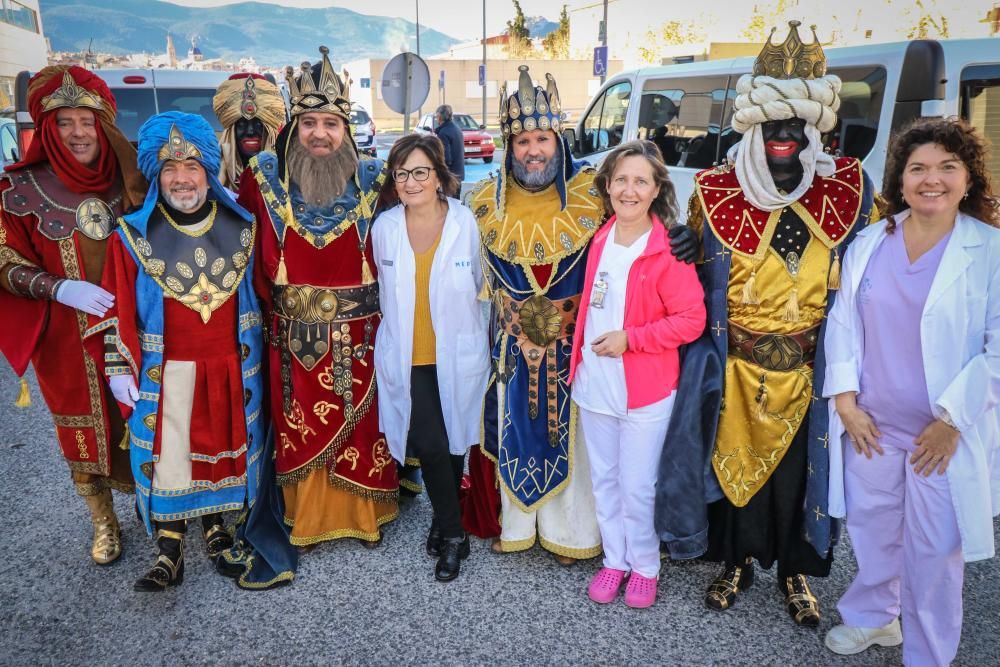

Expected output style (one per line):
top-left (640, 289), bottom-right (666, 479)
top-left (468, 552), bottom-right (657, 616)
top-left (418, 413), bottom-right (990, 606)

top-left (124, 110), bottom-right (251, 233)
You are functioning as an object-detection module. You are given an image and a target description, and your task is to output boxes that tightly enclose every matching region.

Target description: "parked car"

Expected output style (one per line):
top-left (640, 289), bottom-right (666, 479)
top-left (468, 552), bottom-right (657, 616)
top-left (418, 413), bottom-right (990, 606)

top-left (351, 106), bottom-right (377, 157)
top-left (1, 117), bottom-right (17, 170)
top-left (417, 112), bottom-right (495, 163)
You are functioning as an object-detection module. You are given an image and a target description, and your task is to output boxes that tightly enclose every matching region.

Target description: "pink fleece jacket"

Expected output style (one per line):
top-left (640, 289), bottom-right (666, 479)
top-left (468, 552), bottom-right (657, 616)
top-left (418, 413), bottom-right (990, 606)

top-left (569, 215), bottom-right (706, 409)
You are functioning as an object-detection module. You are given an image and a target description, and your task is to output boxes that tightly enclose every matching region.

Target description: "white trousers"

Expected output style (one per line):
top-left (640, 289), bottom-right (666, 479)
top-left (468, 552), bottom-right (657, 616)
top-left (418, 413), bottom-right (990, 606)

top-left (498, 420), bottom-right (602, 558)
top-left (578, 396), bottom-right (674, 579)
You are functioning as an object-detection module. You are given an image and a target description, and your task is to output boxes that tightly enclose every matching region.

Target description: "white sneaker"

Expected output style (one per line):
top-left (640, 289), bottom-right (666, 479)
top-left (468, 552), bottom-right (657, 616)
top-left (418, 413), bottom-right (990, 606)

top-left (825, 618), bottom-right (903, 655)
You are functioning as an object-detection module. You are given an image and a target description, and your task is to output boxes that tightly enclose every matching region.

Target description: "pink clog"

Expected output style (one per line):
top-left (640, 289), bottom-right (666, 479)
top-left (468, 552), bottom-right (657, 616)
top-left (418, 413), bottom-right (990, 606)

top-left (587, 567), bottom-right (627, 604)
top-left (624, 573), bottom-right (658, 608)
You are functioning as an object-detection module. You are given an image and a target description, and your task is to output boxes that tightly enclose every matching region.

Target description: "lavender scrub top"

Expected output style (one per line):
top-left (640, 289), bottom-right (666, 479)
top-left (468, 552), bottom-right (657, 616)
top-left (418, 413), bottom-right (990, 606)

top-left (856, 222), bottom-right (952, 452)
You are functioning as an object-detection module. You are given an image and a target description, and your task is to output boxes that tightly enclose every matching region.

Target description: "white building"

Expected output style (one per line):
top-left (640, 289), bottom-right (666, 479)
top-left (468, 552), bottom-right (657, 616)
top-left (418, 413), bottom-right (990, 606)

top-left (0, 0), bottom-right (47, 110)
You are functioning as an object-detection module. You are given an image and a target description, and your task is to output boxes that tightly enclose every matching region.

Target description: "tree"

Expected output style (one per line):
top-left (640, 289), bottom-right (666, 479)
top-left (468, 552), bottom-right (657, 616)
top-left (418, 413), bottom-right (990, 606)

top-left (740, 0), bottom-right (792, 42)
top-left (504, 0), bottom-right (534, 59)
top-left (542, 5), bottom-right (570, 60)
top-left (637, 19), bottom-right (707, 65)
top-left (902, 0), bottom-right (950, 39)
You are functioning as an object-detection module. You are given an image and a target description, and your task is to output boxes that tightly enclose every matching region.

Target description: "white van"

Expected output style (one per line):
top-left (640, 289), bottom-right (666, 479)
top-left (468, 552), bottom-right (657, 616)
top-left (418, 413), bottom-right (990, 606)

top-left (563, 38), bottom-right (1000, 222)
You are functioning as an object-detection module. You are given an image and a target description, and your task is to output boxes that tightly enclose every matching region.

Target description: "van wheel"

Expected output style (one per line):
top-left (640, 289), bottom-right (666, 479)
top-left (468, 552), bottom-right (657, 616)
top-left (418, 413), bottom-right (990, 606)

top-left (483, 156), bottom-right (493, 164)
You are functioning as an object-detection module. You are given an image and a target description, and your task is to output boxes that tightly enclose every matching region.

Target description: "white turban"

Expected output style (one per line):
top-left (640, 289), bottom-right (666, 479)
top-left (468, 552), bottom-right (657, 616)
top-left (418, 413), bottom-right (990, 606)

top-left (727, 73), bottom-right (843, 211)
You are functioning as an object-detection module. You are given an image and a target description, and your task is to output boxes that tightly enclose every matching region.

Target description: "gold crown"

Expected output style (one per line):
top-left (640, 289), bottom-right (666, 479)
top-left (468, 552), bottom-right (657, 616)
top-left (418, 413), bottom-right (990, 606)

top-left (157, 124), bottom-right (203, 162)
top-left (40, 71), bottom-right (104, 113)
top-left (498, 66), bottom-right (562, 143)
top-left (753, 21), bottom-right (827, 80)
top-left (285, 46), bottom-right (351, 118)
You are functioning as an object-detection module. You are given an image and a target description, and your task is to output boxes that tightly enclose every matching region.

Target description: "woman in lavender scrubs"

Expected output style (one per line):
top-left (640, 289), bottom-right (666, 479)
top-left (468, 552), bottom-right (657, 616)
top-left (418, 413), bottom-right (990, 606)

top-left (822, 118), bottom-right (1000, 666)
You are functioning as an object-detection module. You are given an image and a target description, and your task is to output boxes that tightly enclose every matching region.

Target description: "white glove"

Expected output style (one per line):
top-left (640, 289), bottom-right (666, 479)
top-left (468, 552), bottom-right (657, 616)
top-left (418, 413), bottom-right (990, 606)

top-left (109, 375), bottom-right (139, 408)
top-left (54, 279), bottom-right (114, 316)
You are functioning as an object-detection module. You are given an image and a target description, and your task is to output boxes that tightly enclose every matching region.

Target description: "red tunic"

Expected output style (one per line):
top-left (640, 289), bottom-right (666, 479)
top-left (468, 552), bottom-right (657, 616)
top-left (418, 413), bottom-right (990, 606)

top-left (0, 166), bottom-right (128, 479)
top-left (239, 175), bottom-right (396, 501)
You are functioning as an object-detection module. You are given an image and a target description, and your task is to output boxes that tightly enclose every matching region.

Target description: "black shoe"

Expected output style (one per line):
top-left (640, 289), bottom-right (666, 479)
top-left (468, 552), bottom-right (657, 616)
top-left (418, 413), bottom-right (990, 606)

top-left (426, 520), bottom-right (443, 557)
top-left (203, 520), bottom-right (234, 560)
top-left (359, 533), bottom-right (383, 550)
top-left (134, 528), bottom-right (185, 592)
top-left (705, 559), bottom-right (755, 611)
top-left (434, 534), bottom-right (470, 582)
top-left (779, 574), bottom-right (821, 627)
top-left (214, 539), bottom-right (248, 579)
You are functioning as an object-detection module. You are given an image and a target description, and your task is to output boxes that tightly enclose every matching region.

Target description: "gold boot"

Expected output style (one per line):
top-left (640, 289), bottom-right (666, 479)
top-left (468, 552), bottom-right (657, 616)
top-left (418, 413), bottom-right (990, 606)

top-left (83, 488), bottom-right (122, 565)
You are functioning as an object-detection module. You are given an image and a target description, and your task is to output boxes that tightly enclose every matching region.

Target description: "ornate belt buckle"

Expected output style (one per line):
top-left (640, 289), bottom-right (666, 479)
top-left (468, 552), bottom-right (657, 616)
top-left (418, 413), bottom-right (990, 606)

top-left (313, 288), bottom-right (339, 322)
top-left (750, 334), bottom-right (804, 372)
top-left (518, 295), bottom-right (561, 347)
top-left (76, 197), bottom-right (115, 240)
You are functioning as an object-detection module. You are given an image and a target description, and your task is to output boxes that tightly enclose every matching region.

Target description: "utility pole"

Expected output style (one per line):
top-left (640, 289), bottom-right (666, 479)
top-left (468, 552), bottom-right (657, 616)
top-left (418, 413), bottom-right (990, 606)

top-left (600, 0), bottom-right (608, 85)
top-left (416, 0), bottom-right (422, 125)
top-left (482, 0), bottom-right (487, 128)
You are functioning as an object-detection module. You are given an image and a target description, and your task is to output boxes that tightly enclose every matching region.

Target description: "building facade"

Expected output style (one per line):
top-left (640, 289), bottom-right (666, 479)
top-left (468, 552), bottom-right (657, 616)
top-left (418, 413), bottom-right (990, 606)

top-left (0, 0), bottom-right (47, 110)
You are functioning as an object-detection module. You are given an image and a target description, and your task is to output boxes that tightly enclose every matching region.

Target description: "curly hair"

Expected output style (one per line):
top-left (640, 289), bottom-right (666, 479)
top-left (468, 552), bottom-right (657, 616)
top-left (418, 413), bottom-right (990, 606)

top-left (594, 140), bottom-right (679, 226)
top-left (882, 117), bottom-right (998, 232)
top-left (381, 133), bottom-right (459, 208)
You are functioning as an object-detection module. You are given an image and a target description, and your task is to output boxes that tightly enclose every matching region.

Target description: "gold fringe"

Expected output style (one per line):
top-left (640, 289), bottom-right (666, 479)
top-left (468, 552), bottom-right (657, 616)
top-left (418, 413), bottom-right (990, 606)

top-left (741, 270), bottom-right (759, 305)
top-left (477, 278), bottom-right (492, 302)
top-left (275, 252), bottom-right (288, 286)
top-left (15, 377), bottom-right (31, 408)
top-left (828, 252), bottom-right (841, 290)
top-left (360, 256), bottom-right (375, 286)
top-left (783, 288), bottom-right (800, 322)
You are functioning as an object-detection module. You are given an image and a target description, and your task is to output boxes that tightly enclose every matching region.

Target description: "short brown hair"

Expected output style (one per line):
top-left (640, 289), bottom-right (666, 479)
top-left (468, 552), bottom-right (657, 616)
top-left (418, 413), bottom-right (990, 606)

top-left (593, 140), bottom-right (679, 225)
top-left (382, 133), bottom-right (459, 207)
top-left (882, 117), bottom-right (998, 230)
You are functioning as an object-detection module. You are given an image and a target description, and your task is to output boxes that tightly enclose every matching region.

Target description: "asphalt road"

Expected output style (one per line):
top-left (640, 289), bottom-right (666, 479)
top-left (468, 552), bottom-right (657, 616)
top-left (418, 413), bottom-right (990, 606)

top-left (2, 364), bottom-right (999, 666)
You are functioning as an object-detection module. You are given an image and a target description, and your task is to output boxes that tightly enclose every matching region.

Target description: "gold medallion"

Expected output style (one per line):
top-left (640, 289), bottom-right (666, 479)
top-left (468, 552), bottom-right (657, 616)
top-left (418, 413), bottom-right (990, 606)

top-left (75, 198), bottom-right (115, 240)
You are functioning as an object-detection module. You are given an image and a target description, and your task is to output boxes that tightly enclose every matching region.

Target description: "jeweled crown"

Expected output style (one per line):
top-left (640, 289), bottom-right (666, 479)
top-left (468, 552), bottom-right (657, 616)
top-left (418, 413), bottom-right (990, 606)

top-left (498, 66), bottom-right (562, 145)
top-left (40, 71), bottom-right (104, 113)
top-left (752, 21), bottom-right (827, 80)
top-left (157, 124), bottom-right (203, 162)
top-left (285, 46), bottom-right (351, 119)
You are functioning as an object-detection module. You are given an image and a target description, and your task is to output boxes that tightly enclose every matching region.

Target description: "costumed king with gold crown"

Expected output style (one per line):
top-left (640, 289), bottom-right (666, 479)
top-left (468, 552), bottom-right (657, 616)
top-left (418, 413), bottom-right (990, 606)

top-left (85, 112), bottom-right (269, 592)
top-left (680, 23), bottom-right (881, 624)
top-left (238, 47), bottom-right (398, 548)
top-left (0, 66), bottom-right (146, 567)
top-left (212, 73), bottom-right (285, 190)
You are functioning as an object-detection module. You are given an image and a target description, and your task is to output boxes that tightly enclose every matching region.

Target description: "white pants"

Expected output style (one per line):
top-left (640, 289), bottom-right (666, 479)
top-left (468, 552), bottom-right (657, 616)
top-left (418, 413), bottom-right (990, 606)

top-left (579, 395), bottom-right (674, 579)
top-left (498, 420), bottom-right (602, 558)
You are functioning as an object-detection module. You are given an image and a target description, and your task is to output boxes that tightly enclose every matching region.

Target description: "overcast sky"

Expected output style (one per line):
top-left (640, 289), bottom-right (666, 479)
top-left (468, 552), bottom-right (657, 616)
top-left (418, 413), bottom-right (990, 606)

top-left (165, 0), bottom-right (573, 41)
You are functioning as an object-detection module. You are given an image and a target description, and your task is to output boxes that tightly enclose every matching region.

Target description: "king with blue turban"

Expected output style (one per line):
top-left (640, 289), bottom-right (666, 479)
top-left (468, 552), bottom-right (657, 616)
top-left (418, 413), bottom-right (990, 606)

top-left (85, 111), bottom-right (292, 591)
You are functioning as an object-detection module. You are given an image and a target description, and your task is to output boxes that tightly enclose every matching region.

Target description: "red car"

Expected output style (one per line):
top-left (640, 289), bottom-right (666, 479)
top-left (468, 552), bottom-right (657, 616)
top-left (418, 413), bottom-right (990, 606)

top-left (418, 113), bottom-right (495, 163)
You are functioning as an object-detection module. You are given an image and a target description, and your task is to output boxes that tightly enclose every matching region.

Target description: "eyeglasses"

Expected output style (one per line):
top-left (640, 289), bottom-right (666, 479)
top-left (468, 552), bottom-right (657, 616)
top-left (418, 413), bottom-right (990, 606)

top-left (392, 166), bottom-right (432, 183)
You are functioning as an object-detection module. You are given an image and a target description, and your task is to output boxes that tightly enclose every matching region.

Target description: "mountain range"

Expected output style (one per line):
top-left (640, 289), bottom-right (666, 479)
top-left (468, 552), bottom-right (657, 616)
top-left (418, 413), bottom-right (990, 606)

top-left (39, 0), bottom-right (465, 66)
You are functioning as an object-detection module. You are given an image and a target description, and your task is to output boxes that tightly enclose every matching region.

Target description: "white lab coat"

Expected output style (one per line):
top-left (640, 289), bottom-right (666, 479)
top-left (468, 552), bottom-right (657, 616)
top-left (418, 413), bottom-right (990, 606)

top-left (823, 210), bottom-right (1000, 562)
top-left (372, 198), bottom-right (490, 464)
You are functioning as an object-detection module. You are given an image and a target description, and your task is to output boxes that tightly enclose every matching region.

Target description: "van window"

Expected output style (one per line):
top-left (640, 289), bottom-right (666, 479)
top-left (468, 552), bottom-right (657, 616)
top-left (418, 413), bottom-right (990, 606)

top-left (638, 76), bottom-right (728, 169)
top-left (961, 64), bottom-right (1000, 178)
top-left (156, 89), bottom-right (223, 132)
top-left (351, 109), bottom-right (371, 125)
top-left (579, 81), bottom-right (631, 156)
top-left (109, 88), bottom-right (156, 142)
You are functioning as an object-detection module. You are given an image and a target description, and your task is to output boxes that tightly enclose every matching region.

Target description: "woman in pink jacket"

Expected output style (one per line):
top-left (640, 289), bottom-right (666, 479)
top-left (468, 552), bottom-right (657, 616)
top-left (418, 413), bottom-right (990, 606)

top-left (569, 140), bottom-right (706, 608)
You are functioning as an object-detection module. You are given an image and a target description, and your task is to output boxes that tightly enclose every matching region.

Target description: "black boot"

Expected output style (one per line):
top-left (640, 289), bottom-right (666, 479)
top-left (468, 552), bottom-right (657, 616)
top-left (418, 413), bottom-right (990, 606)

top-left (201, 513), bottom-right (233, 559)
top-left (434, 533), bottom-right (470, 582)
top-left (705, 558), bottom-right (755, 611)
top-left (134, 522), bottom-right (185, 592)
top-left (779, 574), bottom-right (821, 627)
top-left (426, 518), bottom-right (443, 557)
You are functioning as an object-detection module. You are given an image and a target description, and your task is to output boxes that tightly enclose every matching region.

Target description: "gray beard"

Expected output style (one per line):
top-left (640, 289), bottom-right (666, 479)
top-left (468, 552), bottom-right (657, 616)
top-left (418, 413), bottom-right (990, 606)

top-left (163, 187), bottom-right (207, 213)
top-left (511, 153), bottom-right (561, 189)
top-left (287, 138), bottom-right (359, 207)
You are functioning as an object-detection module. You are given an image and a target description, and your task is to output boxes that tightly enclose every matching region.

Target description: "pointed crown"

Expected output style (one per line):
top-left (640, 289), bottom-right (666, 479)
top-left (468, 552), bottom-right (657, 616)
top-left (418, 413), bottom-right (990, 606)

top-left (40, 71), bottom-right (105, 113)
top-left (157, 124), bottom-right (203, 162)
top-left (285, 46), bottom-right (351, 119)
top-left (498, 66), bottom-right (563, 145)
top-left (752, 21), bottom-right (827, 80)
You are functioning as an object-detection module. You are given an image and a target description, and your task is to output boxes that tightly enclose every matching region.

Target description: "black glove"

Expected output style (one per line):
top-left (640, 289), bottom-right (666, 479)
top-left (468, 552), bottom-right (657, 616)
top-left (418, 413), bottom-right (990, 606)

top-left (668, 224), bottom-right (699, 264)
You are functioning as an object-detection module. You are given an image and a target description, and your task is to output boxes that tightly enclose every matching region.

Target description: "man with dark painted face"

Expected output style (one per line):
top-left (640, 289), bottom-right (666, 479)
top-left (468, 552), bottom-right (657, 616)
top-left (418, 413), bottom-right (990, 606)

top-left (212, 73), bottom-right (285, 190)
top-left (676, 22), bottom-right (882, 625)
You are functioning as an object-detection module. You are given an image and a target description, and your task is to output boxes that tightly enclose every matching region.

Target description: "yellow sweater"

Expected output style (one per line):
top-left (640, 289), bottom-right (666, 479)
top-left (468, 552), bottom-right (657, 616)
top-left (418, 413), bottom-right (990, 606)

top-left (411, 235), bottom-right (440, 366)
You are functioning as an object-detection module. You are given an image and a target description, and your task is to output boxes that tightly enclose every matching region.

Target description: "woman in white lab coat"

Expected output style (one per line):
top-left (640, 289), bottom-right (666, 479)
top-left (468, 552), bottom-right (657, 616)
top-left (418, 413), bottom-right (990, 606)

top-left (372, 133), bottom-right (490, 582)
top-left (822, 118), bottom-right (1000, 666)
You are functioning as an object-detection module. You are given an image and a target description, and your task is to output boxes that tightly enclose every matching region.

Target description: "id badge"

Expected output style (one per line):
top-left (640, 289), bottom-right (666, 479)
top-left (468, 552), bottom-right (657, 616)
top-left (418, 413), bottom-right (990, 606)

top-left (591, 271), bottom-right (609, 309)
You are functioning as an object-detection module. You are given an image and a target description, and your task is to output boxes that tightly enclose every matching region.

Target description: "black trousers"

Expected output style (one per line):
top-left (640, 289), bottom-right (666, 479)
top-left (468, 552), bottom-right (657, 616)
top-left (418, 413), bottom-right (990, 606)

top-left (409, 365), bottom-right (465, 538)
top-left (705, 420), bottom-right (833, 578)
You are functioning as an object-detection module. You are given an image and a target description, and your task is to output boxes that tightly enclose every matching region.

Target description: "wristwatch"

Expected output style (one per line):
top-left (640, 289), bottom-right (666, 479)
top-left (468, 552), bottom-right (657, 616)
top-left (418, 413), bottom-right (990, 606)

top-left (938, 409), bottom-right (960, 432)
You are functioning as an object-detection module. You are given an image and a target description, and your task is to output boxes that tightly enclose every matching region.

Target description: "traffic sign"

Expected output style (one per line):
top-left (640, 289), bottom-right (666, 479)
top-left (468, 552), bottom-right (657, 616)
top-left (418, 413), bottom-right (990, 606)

top-left (593, 46), bottom-right (608, 77)
top-left (439, 69), bottom-right (445, 90)
top-left (478, 64), bottom-right (486, 87)
top-left (381, 52), bottom-right (430, 115)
